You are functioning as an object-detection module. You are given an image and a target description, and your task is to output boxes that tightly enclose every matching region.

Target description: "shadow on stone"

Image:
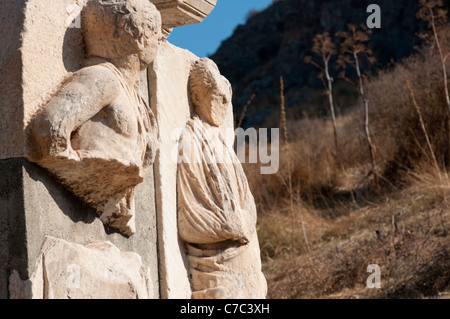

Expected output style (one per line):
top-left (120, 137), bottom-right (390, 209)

top-left (24, 160), bottom-right (97, 225)
top-left (62, 19), bottom-right (85, 73)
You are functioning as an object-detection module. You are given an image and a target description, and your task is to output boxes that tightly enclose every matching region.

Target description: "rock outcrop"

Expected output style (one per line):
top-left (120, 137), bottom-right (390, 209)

top-left (211, 0), bottom-right (440, 125)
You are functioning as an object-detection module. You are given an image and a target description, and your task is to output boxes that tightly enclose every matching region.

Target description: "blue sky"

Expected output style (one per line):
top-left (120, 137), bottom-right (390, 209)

top-left (167, 0), bottom-right (273, 58)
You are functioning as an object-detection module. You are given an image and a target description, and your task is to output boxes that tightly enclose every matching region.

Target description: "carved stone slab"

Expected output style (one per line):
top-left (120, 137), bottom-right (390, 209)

top-left (151, 0), bottom-right (217, 28)
top-left (9, 237), bottom-right (154, 299)
top-left (148, 41), bottom-right (234, 298)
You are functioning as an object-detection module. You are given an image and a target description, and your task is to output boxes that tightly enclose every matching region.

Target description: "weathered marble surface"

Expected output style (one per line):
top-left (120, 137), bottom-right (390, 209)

top-left (9, 237), bottom-right (154, 299)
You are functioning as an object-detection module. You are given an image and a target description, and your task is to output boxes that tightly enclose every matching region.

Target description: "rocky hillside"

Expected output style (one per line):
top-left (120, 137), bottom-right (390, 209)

top-left (211, 0), bottom-right (437, 126)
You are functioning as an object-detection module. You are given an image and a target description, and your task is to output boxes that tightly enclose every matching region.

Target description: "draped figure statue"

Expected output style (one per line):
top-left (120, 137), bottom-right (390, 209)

top-left (177, 58), bottom-right (267, 299)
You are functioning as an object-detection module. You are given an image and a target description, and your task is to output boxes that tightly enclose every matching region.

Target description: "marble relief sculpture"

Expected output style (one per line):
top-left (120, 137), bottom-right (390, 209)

top-left (0, 0), bottom-right (270, 300)
top-left (177, 58), bottom-right (267, 299)
top-left (27, 0), bottom-right (162, 236)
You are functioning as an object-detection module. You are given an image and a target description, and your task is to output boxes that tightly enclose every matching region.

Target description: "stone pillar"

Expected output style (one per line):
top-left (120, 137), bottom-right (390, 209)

top-left (148, 42), bottom-right (234, 298)
top-left (0, 0), bottom-right (159, 299)
top-left (0, 158), bottom-right (159, 299)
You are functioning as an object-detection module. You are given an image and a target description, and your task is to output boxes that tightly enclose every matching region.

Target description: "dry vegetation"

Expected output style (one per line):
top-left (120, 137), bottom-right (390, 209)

top-left (243, 19), bottom-right (450, 299)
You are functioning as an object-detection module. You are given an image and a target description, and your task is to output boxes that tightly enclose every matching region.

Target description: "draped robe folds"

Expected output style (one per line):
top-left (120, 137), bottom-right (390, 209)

top-left (177, 116), bottom-right (267, 299)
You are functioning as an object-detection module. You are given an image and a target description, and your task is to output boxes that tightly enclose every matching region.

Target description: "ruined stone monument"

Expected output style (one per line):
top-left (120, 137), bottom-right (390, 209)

top-left (0, 0), bottom-right (267, 299)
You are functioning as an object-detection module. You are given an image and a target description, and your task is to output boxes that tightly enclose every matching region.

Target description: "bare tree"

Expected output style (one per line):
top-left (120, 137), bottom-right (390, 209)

top-left (417, 0), bottom-right (450, 116)
top-left (305, 33), bottom-right (339, 155)
top-left (337, 24), bottom-right (378, 184)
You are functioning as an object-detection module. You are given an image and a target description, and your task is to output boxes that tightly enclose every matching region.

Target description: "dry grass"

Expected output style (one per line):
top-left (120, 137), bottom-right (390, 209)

top-left (244, 28), bottom-right (450, 299)
top-left (262, 171), bottom-right (450, 299)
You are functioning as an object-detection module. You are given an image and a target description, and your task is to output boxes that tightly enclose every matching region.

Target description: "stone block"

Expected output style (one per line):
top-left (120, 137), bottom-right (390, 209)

top-left (151, 0), bottom-right (217, 29)
top-left (0, 0), bottom-right (87, 159)
top-left (0, 158), bottom-right (159, 299)
top-left (9, 237), bottom-right (154, 299)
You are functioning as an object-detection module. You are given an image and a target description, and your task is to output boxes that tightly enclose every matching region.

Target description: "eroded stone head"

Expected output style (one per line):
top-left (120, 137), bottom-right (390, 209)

top-left (82, 0), bottom-right (162, 66)
top-left (189, 58), bottom-right (232, 127)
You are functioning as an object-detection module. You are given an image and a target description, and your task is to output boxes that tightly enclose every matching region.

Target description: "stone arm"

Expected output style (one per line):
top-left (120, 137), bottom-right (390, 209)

top-left (28, 65), bottom-right (120, 162)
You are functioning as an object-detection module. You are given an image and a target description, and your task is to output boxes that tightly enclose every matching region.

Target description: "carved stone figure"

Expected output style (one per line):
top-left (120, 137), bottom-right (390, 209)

top-left (27, 0), bottom-right (162, 236)
top-left (177, 58), bottom-right (267, 299)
